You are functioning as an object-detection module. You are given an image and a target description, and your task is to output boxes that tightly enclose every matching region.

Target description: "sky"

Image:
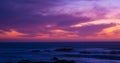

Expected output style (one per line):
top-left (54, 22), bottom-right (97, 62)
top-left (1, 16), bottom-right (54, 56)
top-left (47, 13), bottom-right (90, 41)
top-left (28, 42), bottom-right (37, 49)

top-left (0, 0), bottom-right (120, 42)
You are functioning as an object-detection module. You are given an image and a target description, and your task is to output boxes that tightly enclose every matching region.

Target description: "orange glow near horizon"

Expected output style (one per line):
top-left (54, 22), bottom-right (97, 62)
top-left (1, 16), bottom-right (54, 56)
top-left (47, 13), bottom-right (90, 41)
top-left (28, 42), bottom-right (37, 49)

top-left (0, 28), bottom-right (120, 41)
top-left (0, 29), bottom-right (27, 38)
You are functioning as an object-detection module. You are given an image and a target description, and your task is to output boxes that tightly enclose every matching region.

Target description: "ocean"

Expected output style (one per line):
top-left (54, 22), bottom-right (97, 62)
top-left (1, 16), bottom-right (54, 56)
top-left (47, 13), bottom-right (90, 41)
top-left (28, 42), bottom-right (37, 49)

top-left (0, 42), bottom-right (120, 63)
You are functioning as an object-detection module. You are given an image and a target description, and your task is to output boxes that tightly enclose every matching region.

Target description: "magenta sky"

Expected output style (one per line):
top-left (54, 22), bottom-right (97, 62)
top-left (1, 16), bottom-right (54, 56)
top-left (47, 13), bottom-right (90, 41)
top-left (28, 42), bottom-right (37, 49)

top-left (0, 0), bottom-right (120, 42)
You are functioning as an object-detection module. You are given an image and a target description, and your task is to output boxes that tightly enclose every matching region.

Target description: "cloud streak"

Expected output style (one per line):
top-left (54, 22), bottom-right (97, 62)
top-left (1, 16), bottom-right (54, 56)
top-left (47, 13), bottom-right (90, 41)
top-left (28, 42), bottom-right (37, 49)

top-left (0, 0), bottom-right (120, 42)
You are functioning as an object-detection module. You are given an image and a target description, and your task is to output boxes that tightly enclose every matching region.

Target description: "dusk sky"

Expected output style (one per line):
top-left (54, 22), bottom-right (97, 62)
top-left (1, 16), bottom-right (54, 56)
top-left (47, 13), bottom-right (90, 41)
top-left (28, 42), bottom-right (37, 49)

top-left (0, 0), bottom-right (120, 42)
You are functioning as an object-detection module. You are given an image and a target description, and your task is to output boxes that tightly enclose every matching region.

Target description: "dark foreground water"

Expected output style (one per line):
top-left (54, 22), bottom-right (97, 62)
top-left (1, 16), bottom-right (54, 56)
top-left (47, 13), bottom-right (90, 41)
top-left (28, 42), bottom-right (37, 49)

top-left (0, 42), bottom-right (120, 63)
top-left (0, 42), bottom-right (120, 49)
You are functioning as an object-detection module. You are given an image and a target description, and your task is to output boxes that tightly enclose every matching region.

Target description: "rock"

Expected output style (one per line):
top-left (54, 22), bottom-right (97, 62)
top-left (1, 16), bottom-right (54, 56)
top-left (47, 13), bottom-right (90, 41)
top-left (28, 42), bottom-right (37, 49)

top-left (10, 56), bottom-right (20, 58)
top-left (109, 50), bottom-right (120, 54)
top-left (52, 57), bottom-right (59, 61)
top-left (79, 51), bottom-right (91, 54)
top-left (52, 57), bottom-right (76, 63)
top-left (18, 58), bottom-right (76, 63)
top-left (44, 50), bottom-right (51, 52)
top-left (32, 61), bottom-right (52, 63)
top-left (31, 50), bottom-right (41, 53)
top-left (18, 60), bottom-right (32, 63)
top-left (3, 62), bottom-right (12, 63)
top-left (54, 48), bottom-right (73, 52)
top-left (18, 60), bottom-right (53, 63)
top-left (54, 60), bottom-right (75, 63)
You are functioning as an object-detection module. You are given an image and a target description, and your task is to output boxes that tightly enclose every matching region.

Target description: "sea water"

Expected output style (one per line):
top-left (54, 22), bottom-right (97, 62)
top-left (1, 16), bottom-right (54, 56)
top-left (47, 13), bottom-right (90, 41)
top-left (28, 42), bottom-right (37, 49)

top-left (0, 42), bottom-right (120, 63)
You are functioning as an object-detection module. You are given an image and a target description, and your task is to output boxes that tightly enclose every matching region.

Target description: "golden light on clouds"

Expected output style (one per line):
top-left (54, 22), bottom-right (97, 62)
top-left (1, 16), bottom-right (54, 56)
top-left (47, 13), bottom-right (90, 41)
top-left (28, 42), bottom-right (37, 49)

top-left (71, 19), bottom-right (120, 27)
top-left (98, 25), bottom-right (120, 36)
top-left (0, 29), bottom-right (26, 38)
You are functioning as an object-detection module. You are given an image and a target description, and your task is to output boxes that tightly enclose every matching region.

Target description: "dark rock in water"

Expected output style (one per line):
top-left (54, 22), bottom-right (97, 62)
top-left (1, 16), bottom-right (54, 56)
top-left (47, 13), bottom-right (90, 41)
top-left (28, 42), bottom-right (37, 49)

top-left (62, 54), bottom-right (120, 60)
top-left (3, 62), bottom-right (12, 63)
top-left (52, 57), bottom-right (76, 63)
top-left (10, 56), bottom-right (21, 58)
top-left (102, 51), bottom-right (108, 54)
top-left (31, 50), bottom-right (41, 53)
top-left (18, 60), bottom-right (53, 63)
top-left (18, 60), bottom-right (32, 63)
top-left (79, 51), bottom-right (91, 54)
top-left (54, 48), bottom-right (73, 52)
top-left (17, 58), bottom-right (76, 63)
top-left (54, 60), bottom-right (75, 63)
top-left (32, 61), bottom-right (52, 63)
top-left (52, 57), bottom-right (59, 61)
top-left (44, 50), bottom-right (51, 52)
top-left (109, 50), bottom-right (120, 54)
